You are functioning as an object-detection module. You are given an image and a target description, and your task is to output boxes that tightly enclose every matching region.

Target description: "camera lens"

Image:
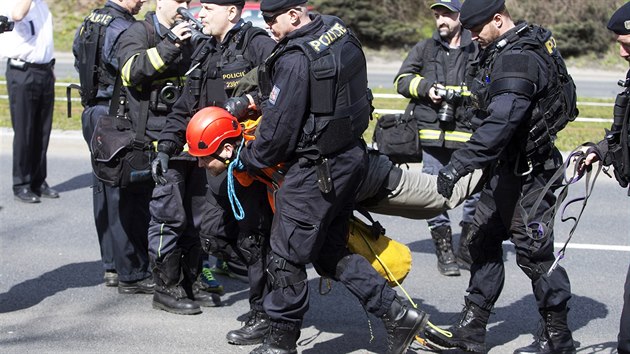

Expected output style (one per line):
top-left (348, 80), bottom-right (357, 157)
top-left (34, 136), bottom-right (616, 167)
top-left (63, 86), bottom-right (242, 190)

top-left (438, 102), bottom-right (455, 123)
top-left (159, 86), bottom-right (180, 106)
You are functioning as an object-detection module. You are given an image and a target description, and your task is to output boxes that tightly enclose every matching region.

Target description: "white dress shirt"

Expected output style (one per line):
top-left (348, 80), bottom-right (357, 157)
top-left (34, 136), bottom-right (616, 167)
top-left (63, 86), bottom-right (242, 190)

top-left (0, 0), bottom-right (54, 64)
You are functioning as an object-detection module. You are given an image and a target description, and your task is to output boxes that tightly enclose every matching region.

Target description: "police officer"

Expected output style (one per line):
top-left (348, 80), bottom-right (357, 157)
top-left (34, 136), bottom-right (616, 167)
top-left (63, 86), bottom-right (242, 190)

top-left (117, 0), bottom-right (222, 315)
top-left (582, 3), bottom-right (630, 353)
top-left (239, 1), bottom-right (428, 353)
top-left (394, 0), bottom-right (479, 276)
top-left (152, 0), bottom-right (275, 317)
top-left (1, 0), bottom-right (57, 204)
top-left (72, 0), bottom-right (149, 291)
top-left (423, 0), bottom-right (577, 353)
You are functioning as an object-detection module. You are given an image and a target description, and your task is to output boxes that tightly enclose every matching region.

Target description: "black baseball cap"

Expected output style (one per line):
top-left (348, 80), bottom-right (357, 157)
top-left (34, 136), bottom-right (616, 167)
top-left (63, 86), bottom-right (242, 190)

top-left (608, 2), bottom-right (630, 35)
top-left (430, 0), bottom-right (462, 13)
top-left (460, 0), bottom-right (505, 29)
top-left (200, 0), bottom-right (246, 7)
top-left (260, 0), bottom-right (307, 13)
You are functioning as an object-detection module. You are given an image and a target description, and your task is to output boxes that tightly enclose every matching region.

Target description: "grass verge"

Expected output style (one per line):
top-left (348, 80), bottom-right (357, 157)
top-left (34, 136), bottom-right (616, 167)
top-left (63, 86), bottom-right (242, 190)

top-left (0, 82), bottom-right (613, 151)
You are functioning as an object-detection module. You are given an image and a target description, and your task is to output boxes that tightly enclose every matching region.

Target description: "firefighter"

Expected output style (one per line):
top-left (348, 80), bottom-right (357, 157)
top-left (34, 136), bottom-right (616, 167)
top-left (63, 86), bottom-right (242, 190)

top-left (394, 0), bottom-right (480, 276)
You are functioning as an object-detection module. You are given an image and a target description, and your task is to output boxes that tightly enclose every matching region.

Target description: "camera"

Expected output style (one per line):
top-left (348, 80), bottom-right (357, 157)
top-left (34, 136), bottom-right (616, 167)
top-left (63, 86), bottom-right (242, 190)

top-left (0, 15), bottom-right (15, 33)
top-left (435, 87), bottom-right (468, 124)
top-left (175, 7), bottom-right (208, 43)
top-left (149, 82), bottom-right (181, 112)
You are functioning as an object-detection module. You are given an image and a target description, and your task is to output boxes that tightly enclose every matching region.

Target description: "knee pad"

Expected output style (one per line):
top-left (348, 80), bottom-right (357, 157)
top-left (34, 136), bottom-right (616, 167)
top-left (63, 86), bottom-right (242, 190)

top-left (237, 233), bottom-right (263, 266)
top-left (267, 252), bottom-right (307, 290)
top-left (517, 258), bottom-right (554, 282)
top-left (200, 234), bottom-right (239, 262)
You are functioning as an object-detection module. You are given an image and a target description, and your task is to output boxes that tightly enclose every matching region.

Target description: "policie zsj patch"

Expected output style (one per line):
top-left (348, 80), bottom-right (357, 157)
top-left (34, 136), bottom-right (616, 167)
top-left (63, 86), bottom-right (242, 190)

top-left (269, 85), bottom-right (280, 105)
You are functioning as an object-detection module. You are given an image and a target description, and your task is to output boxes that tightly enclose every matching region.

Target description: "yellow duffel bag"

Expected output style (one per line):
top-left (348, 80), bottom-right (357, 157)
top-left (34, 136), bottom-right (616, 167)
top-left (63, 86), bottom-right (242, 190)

top-left (347, 216), bottom-right (412, 287)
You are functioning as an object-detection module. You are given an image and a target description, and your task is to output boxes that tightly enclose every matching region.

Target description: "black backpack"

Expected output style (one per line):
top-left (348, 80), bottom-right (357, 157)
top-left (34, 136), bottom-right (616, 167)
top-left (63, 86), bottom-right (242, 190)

top-left (75, 9), bottom-right (115, 107)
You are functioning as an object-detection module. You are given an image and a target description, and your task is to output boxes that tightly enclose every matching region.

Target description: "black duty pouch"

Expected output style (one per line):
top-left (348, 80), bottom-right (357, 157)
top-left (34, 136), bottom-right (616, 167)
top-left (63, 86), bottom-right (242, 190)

top-left (316, 158), bottom-right (332, 194)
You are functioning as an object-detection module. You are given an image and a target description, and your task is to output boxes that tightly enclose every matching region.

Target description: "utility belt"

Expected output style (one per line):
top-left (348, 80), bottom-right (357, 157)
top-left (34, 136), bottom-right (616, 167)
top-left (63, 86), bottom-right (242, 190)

top-left (295, 138), bottom-right (359, 195)
top-left (498, 149), bottom-right (562, 177)
top-left (8, 58), bottom-right (55, 71)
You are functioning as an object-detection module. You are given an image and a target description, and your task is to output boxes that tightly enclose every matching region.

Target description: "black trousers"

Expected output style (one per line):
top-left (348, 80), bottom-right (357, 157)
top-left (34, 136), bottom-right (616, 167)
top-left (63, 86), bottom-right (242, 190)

top-left (148, 160), bottom-right (208, 263)
top-left (6, 60), bottom-right (54, 192)
top-left (263, 142), bottom-right (396, 327)
top-left (83, 105), bottom-right (151, 282)
top-left (466, 162), bottom-right (572, 311)
top-left (201, 171), bottom-right (273, 311)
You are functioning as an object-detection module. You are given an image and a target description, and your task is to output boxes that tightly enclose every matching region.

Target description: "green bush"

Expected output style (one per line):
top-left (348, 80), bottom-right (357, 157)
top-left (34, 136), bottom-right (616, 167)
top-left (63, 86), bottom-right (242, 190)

top-left (506, 0), bottom-right (623, 59)
top-left (311, 0), bottom-right (626, 58)
top-left (312, 0), bottom-right (429, 48)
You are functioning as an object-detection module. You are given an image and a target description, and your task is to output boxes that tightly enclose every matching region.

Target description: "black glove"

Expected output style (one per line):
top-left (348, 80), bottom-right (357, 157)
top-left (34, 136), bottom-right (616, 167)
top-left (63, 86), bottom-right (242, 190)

top-left (224, 96), bottom-right (251, 121)
top-left (437, 163), bottom-right (461, 199)
top-left (151, 152), bottom-right (170, 185)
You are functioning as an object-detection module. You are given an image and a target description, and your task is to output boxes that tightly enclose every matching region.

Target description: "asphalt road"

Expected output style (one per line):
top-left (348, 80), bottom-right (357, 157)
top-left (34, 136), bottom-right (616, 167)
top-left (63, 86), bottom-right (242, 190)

top-left (0, 129), bottom-right (629, 353)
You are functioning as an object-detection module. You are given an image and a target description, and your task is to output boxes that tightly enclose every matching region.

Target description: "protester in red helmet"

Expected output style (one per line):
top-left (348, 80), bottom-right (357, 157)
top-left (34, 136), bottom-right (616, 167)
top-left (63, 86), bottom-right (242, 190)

top-left (187, 106), bottom-right (275, 345)
top-left (188, 107), bottom-right (244, 175)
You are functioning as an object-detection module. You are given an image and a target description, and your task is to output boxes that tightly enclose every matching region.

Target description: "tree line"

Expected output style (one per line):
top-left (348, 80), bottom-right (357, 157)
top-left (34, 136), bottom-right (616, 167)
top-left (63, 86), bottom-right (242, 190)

top-left (312, 0), bottom-right (625, 58)
top-left (53, 0), bottom-right (624, 58)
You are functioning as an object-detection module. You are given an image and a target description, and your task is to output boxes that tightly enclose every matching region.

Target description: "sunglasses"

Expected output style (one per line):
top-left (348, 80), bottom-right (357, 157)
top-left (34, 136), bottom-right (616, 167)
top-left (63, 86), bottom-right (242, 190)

top-left (262, 8), bottom-right (300, 25)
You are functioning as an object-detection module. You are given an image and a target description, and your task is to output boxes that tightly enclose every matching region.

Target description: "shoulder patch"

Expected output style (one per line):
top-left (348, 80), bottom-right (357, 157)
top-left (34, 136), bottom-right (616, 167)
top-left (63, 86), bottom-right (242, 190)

top-left (306, 22), bottom-right (348, 53)
top-left (269, 85), bottom-right (280, 105)
top-left (87, 11), bottom-right (113, 26)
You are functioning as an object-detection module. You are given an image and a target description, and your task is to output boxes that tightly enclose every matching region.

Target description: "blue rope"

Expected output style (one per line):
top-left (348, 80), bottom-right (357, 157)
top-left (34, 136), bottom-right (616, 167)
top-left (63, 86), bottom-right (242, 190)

top-left (227, 137), bottom-right (245, 220)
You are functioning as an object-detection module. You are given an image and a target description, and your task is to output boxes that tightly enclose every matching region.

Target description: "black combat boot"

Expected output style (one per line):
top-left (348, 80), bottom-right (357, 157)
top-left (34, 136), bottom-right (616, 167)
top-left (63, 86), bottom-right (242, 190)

top-left (249, 322), bottom-right (300, 354)
top-left (181, 247), bottom-right (222, 307)
top-left (152, 250), bottom-right (202, 315)
top-left (513, 306), bottom-right (576, 354)
top-left (457, 222), bottom-right (474, 270)
top-left (424, 298), bottom-right (490, 353)
top-left (430, 225), bottom-right (460, 276)
top-left (227, 310), bottom-right (270, 345)
top-left (381, 296), bottom-right (429, 354)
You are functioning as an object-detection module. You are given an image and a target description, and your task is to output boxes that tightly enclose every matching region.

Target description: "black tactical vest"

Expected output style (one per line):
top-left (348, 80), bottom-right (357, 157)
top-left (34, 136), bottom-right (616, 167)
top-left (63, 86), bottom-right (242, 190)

top-left (258, 15), bottom-right (371, 157)
top-left (194, 22), bottom-right (267, 107)
top-left (76, 5), bottom-right (130, 106)
top-left (470, 23), bottom-right (578, 161)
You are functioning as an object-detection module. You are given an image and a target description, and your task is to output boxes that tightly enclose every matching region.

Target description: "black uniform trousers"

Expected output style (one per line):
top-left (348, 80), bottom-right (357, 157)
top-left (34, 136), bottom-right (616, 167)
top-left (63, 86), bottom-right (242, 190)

top-left (82, 105), bottom-right (152, 282)
top-left (148, 159), bottom-right (207, 263)
top-left (264, 141), bottom-right (397, 327)
top-left (7, 60), bottom-right (54, 193)
top-left (466, 162), bottom-right (572, 311)
top-left (201, 172), bottom-right (273, 312)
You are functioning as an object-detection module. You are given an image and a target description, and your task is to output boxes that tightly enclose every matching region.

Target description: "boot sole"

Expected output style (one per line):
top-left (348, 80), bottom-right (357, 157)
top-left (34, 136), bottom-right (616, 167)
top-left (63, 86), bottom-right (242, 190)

top-left (226, 335), bottom-right (265, 345)
top-left (396, 312), bottom-right (430, 354)
top-left (118, 287), bottom-right (154, 295)
top-left (424, 326), bottom-right (487, 353)
top-left (152, 301), bottom-right (202, 315)
top-left (195, 293), bottom-right (222, 307)
top-left (438, 265), bottom-right (461, 277)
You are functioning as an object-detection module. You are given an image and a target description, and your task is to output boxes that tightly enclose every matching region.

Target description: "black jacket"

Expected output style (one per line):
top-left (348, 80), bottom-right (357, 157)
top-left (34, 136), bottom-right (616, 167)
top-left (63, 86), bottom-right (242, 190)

top-left (158, 20), bottom-right (275, 150)
top-left (117, 12), bottom-right (195, 141)
top-left (450, 23), bottom-right (557, 176)
top-left (394, 30), bottom-right (478, 149)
